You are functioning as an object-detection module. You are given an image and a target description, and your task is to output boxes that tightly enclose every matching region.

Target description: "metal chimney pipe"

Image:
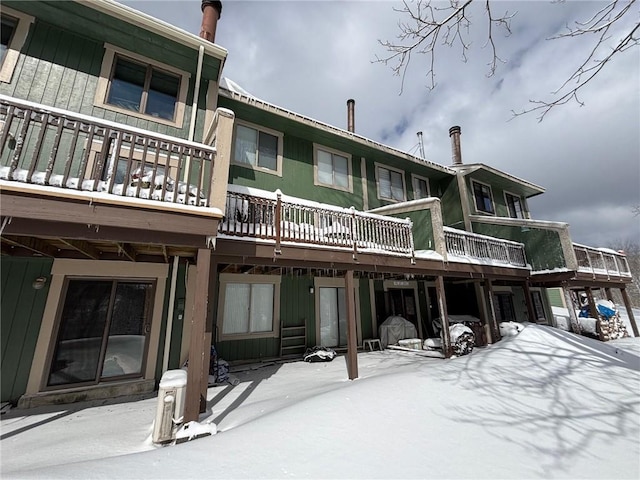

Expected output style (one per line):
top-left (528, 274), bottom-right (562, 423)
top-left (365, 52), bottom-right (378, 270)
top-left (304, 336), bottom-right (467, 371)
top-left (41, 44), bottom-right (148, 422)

top-left (200, 1), bottom-right (222, 43)
top-left (347, 99), bottom-right (355, 133)
top-left (449, 125), bottom-right (462, 165)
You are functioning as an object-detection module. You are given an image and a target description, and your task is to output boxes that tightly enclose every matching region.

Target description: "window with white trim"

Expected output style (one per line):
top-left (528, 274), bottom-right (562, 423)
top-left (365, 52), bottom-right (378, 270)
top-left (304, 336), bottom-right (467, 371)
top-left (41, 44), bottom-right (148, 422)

top-left (232, 121), bottom-right (283, 175)
top-left (376, 164), bottom-right (406, 202)
top-left (471, 180), bottom-right (495, 214)
top-left (314, 144), bottom-right (352, 192)
top-left (218, 274), bottom-right (280, 339)
top-left (94, 44), bottom-right (190, 128)
top-left (412, 174), bottom-right (430, 200)
top-left (0, 7), bottom-right (34, 83)
top-left (505, 192), bottom-right (524, 219)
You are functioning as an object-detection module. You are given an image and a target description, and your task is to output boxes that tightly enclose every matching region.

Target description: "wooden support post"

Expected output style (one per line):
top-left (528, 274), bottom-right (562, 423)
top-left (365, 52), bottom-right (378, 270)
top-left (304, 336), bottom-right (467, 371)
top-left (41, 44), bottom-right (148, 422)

top-left (345, 270), bottom-right (358, 379)
top-left (522, 281), bottom-right (536, 324)
top-left (562, 286), bottom-right (581, 334)
top-left (484, 279), bottom-right (500, 343)
top-left (585, 287), bottom-right (603, 341)
top-left (184, 248), bottom-right (211, 423)
top-left (605, 288), bottom-right (614, 302)
top-left (620, 288), bottom-right (639, 337)
top-left (435, 276), bottom-right (452, 358)
top-left (200, 261), bottom-right (218, 407)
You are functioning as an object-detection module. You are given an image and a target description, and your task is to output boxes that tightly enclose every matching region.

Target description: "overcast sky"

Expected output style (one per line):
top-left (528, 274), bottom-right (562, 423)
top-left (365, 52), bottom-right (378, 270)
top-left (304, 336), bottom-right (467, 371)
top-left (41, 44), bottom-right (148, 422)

top-left (125, 0), bottom-right (639, 248)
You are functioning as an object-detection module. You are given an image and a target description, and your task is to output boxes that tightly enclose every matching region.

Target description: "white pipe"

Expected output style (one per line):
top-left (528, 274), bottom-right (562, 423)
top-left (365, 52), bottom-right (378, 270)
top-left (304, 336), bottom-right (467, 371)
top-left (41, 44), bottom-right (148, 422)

top-left (184, 44), bottom-right (205, 181)
top-left (162, 255), bottom-right (180, 374)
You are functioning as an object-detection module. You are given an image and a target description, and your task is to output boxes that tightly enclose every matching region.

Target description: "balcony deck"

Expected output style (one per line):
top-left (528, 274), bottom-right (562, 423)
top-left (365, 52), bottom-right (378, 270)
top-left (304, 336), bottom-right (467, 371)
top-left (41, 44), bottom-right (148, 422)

top-left (0, 95), bottom-right (219, 211)
top-left (573, 243), bottom-right (631, 279)
top-left (218, 186), bottom-right (530, 270)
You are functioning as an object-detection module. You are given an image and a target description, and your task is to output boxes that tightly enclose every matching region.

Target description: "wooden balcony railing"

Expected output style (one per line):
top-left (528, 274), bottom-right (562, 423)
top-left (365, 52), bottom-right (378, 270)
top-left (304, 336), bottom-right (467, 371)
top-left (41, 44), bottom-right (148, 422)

top-left (0, 95), bottom-right (217, 207)
top-left (443, 227), bottom-right (528, 267)
top-left (573, 243), bottom-right (631, 277)
top-left (219, 189), bottom-right (416, 258)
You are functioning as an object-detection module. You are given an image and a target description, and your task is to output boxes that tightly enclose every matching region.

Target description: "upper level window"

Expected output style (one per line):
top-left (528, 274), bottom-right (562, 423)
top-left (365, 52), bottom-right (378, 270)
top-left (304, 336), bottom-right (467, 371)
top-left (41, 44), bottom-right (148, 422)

top-left (505, 192), bottom-right (524, 218)
top-left (1, 15), bottom-right (17, 65)
top-left (412, 174), bottom-right (430, 200)
top-left (107, 56), bottom-right (180, 121)
top-left (232, 121), bottom-right (283, 175)
top-left (0, 8), bottom-right (34, 83)
top-left (471, 180), bottom-right (495, 214)
top-left (95, 44), bottom-right (190, 128)
top-left (314, 144), bottom-right (352, 192)
top-left (376, 164), bottom-right (405, 202)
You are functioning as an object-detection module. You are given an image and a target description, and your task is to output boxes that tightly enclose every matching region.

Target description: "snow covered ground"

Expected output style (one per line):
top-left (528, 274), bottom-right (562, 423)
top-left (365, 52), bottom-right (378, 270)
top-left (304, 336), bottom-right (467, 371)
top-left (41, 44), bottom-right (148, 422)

top-left (2, 323), bottom-right (639, 479)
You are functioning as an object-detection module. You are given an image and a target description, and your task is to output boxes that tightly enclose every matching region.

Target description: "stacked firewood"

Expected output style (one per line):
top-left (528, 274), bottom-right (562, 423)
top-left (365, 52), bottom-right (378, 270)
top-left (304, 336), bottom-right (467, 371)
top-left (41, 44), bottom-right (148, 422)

top-left (597, 313), bottom-right (629, 341)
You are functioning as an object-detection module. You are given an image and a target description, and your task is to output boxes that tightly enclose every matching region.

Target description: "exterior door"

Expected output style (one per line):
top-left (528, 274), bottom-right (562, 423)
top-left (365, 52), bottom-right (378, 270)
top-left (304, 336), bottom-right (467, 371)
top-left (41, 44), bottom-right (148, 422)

top-left (319, 286), bottom-right (347, 347)
top-left (47, 279), bottom-right (153, 387)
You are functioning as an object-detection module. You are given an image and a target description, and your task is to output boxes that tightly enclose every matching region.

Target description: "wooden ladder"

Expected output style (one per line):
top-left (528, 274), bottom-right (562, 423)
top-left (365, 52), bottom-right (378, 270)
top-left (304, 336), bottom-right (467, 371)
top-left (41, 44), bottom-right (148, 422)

top-left (280, 321), bottom-right (307, 358)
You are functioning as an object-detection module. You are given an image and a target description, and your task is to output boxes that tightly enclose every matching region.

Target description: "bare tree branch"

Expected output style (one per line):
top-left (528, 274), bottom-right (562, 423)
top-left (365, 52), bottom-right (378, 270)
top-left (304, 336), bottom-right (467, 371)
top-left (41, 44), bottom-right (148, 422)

top-left (377, 0), bottom-right (639, 120)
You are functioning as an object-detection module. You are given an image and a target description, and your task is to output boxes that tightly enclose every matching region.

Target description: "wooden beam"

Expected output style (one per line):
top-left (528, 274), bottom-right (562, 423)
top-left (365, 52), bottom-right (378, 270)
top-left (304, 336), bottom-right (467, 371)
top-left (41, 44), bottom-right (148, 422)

top-left (58, 238), bottom-right (101, 259)
top-left (483, 279), bottom-right (501, 343)
top-left (1, 192), bottom-right (220, 237)
top-left (522, 281), bottom-right (536, 323)
top-left (1, 236), bottom-right (57, 257)
top-left (201, 260), bottom-right (219, 404)
top-left (562, 286), bottom-right (581, 334)
top-left (344, 270), bottom-right (358, 380)
top-left (184, 248), bottom-right (211, 423)
top-left (584, 287), bottom-right (603, 341)
top-left (116, 242), bottom-right (137, 262)
top-left (620, 288), bottom-right (639, 337)
top-left (435, 276), bottom-right (452, 358)
top-left (3, 217), bottom-right (213, 248)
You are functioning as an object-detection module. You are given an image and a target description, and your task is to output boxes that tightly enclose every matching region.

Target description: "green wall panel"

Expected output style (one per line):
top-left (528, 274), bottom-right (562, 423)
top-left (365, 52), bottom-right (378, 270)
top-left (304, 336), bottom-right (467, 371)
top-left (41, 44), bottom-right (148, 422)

top-left (546, 288), bottom-right (565, 308)
top-left (472, 222), bottom-right (567, 271)
top-left (1, 4), bottom-right (214, 143)
top-left (1, 257), bottom-right (54, 404)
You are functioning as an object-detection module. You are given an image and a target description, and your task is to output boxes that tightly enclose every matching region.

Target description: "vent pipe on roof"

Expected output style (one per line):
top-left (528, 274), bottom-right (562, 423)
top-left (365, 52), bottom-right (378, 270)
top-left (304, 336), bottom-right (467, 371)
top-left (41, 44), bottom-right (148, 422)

top-left (347, 99), bottom-right (355, 133)
top-left (200, 1), bottom-right (222, 43)
top-left (449, 125), bottom-right (462, 165)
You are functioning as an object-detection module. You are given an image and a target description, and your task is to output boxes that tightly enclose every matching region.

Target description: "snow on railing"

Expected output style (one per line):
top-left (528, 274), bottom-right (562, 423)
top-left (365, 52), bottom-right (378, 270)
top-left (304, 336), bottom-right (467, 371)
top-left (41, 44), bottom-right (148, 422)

top-left (0, 95), bottom-right (216, 207)
top-left (573, 243), bottom-right (631, 277)
top-left (219, 189), bottom-right (415, 258)
top-left (443, 227), bottom-right (527, 267)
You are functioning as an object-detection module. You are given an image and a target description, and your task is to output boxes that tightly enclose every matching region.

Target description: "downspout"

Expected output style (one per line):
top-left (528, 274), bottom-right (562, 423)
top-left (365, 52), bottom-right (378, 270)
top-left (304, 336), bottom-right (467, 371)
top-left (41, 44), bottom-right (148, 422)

top-left (162, 255), bottom-right (180, 374)
top-left (184, 44), bottom-right (205, 180)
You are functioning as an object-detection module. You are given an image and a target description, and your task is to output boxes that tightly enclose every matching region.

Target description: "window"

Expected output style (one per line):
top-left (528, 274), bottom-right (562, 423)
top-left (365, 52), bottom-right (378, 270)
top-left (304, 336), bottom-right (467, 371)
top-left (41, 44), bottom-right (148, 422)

top-left (95, 44), bottom-right (190, 128)
top-left (218, 274), bottom-right (281, 340)
top-left (1, 15), bottom-right (17, 65)
top-left (531, 291), bottom-right (547, 323)
top-left (47, 279), bottom-right (154, 387)
top-left (472, 180), bottom-right (495, 214)
top-left (319, 287), bottom-right (347, 347)
top-left (314, 144), bottom-right (352, 192)
top-left (0, 8), bottom-right (34, 83)
top-left (493, 292), bottom-right (515, 322)
top-left (505, 192), bottom-right (524, 219)
top-left (232, 121), bottom-right (283, 175)
top-left (376, 164), bottom-right (406, 202)
top-left (412, 174), bottom-right (430, 200)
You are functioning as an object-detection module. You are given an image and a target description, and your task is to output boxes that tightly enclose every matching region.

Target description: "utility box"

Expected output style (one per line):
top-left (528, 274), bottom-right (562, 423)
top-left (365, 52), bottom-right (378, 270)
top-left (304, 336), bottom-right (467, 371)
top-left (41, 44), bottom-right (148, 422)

top-left (152, 369), bottom-right (187, 444)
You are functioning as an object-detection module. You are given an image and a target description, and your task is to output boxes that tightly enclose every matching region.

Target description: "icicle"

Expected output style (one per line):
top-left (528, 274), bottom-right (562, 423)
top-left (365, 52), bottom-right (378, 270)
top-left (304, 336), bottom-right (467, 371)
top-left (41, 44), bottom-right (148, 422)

top-left (206, 236), bottom-right (216, 249)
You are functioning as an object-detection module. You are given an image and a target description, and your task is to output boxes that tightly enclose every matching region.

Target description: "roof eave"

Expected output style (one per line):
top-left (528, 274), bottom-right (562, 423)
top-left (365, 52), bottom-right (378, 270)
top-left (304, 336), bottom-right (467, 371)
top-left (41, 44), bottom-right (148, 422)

top-left (78, 0), bottom-right (228, 62)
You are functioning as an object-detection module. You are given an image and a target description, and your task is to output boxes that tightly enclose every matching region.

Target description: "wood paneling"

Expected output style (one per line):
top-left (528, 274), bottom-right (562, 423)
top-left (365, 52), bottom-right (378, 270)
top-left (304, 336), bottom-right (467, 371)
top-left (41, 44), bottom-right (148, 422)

top-left (1, 257), bottom-right (54, 403)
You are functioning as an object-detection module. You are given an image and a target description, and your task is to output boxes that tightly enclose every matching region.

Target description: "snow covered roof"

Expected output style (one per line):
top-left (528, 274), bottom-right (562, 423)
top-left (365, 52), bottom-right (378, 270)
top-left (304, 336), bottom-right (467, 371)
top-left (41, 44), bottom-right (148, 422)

top-left (453, 163), bottom-right (545, 198)
top-left (219, 79), bottom-right (456, 177)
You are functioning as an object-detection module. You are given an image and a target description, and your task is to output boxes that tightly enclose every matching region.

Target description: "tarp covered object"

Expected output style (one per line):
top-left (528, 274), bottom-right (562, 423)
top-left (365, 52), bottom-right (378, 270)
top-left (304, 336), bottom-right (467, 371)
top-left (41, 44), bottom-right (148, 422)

top-left (379, 316), bottom-right (418, 348)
